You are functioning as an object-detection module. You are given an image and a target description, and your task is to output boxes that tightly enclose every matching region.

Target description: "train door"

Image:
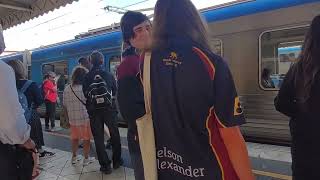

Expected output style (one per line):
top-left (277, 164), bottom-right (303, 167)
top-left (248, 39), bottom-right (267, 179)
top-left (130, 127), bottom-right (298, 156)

top-left (42, 60), bottom-right (69, 107)
top-left (107, 50), bottom-right (124, 125)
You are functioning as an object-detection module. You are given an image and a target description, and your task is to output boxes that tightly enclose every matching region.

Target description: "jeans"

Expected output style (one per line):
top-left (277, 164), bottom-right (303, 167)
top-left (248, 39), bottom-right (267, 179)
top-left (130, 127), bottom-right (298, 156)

top-left (127, 128), bottom-right (144, 180)
top-left (45, 100), bottom-right (56, 128)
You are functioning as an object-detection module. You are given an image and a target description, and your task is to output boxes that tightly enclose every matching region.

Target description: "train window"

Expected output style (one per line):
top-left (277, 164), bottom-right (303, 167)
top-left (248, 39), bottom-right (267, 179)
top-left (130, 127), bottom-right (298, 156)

top-left (109, 55), bottom-right (121, 79)
top-left (42, 64), bottom-right (54, 75)
top-left (41, 61), bottom-right (68, 92)
top-left (210, 39), bottom-right (223, 56)
top-left (42, 61), bottom-right (68, 107)
top-left (259, 26), bottom-right (308, 90)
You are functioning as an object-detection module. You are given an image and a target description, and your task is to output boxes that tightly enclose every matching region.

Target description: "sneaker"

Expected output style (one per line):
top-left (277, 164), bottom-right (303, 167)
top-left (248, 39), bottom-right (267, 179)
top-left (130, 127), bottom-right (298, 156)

top-left (113, 158), bottom-right (124, 169)
top-left (100, 165), bottom-right (112, 174)
top-left (39, 151), bottom-right (55, 158)
top-left (50, 127), bottom-right (59, 132)
top-left (83, 157), bottom-right (95, 166)
top-left (71, 155), bottom-right (82, 165)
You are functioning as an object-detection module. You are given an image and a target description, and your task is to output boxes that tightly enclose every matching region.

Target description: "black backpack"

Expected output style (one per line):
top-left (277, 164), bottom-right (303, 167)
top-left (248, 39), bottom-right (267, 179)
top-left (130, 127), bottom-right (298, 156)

top-left (87, 74), bottom-right (113, 110)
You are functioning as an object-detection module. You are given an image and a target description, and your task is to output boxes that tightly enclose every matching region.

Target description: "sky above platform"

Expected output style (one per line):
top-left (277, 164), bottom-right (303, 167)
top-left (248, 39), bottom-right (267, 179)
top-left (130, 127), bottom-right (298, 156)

top-left (2, 0), bottom-right (233, 53)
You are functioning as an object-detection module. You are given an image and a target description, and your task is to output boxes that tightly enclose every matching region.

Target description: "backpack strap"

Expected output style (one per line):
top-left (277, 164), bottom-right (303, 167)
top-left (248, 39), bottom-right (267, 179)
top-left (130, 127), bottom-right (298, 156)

top-left (20, 80), bottom-right (32, 93)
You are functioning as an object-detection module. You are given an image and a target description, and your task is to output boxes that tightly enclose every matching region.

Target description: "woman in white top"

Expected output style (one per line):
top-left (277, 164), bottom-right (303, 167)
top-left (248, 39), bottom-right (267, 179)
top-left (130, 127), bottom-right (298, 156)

top-left (63, 66), bottom-right (94, 165)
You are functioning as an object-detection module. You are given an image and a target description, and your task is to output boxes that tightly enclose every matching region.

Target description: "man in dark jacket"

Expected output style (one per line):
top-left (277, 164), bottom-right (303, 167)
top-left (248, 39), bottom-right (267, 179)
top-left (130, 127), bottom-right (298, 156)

top-left (82, 51), bottom-right (122, 174)
top-left (117, 11), bottom-right (152, 180)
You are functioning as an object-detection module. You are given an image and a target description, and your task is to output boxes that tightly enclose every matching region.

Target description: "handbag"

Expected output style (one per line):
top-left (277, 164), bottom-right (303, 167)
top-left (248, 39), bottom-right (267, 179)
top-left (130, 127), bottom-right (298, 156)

top-left (136, 52), bottom-right (158, 180)
top-left (60, 105), bottom-right (70, 129)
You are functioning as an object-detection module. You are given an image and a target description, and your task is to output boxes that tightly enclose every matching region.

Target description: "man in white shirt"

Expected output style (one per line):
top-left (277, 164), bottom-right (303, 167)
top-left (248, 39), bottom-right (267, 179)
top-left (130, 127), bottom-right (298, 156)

top-left (0, 24), bottom-right (35, 180)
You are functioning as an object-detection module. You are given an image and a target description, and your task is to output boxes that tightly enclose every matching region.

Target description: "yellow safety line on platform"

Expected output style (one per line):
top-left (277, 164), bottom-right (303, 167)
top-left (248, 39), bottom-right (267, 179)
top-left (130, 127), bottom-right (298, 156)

top-left (46, 131), bottom-right (292, 180)
top-left (253, 169), bottom-right (292, 180)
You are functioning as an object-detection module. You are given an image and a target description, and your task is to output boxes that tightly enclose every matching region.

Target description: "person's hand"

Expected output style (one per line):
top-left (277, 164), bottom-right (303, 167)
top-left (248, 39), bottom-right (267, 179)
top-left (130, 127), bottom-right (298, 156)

top-left (21, 138), bottom-right (36, 150)
top-left (54, 75), bottom-right (61, 83)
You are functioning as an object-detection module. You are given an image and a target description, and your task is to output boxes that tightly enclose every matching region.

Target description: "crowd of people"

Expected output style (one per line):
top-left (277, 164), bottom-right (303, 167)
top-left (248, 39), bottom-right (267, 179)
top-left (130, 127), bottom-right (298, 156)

top-left (0, 0), bottom-right (319, 180)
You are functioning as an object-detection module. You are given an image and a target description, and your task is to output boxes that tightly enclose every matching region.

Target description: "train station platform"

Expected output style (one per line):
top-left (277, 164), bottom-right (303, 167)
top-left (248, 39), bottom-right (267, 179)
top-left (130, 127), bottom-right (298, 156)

top-left (36, 147), bottom-right (134, 180)
top-left (36, 119), bottom-right (293, 180)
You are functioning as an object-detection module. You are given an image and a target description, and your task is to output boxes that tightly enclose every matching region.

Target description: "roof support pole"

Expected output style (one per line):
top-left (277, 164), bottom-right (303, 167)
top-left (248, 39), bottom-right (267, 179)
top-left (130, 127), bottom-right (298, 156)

top-left (0, 3), bottom-right (32, 12)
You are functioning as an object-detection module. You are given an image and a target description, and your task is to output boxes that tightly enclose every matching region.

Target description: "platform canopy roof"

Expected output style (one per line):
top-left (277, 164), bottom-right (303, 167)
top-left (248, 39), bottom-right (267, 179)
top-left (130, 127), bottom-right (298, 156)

top-left (0, 0), bottom-right (78, 30)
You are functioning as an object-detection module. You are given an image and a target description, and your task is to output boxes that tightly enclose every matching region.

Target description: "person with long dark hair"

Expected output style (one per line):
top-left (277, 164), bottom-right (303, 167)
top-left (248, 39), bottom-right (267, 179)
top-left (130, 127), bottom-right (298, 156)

top-left (138, 0), bottom-right (254, 179)
top-left (275, 15), bottom-right (320, 180)
top-left (7, 60), bottom-right (55, 159)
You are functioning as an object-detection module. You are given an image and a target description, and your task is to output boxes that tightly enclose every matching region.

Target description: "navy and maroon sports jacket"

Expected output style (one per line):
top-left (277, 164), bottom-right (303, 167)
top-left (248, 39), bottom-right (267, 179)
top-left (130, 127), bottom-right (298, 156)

top-left (117, 54), bottom-right (145, 137)
top-left (146, 37), bottom-right (245, 180)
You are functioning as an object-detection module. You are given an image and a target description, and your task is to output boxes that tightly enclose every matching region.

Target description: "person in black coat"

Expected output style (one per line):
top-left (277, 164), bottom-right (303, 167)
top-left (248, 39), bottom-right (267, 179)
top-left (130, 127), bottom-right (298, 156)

top-left (275, 15), bottom-right (320, 180)
top-left (7, 60), bottom-right (55, 158)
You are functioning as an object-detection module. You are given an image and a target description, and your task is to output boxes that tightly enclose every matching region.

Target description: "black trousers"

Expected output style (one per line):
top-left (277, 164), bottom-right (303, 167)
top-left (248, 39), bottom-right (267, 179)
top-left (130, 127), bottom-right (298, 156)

top-left (291, 141), bottom-right (320, 180)
top-left (90, 110), bottom-right (122, 168)
top-left (30, 111), bottom-right (45, 149)
top-left (45, 100), bottom-right (56, 128)
top-left (127, 127), bottom-right (144, 180)
top-left (0, 143), bottom-right (33, 180)
top-left (290, 120), bottom-right (320, 180)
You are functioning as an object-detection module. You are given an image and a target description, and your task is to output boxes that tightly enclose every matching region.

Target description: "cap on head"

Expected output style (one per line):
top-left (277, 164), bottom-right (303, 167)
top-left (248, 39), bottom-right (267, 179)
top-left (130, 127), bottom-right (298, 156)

top-left (47, 71), bottom-right (56, 78)
top-left (120, 11), bottom-right (149, 44)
